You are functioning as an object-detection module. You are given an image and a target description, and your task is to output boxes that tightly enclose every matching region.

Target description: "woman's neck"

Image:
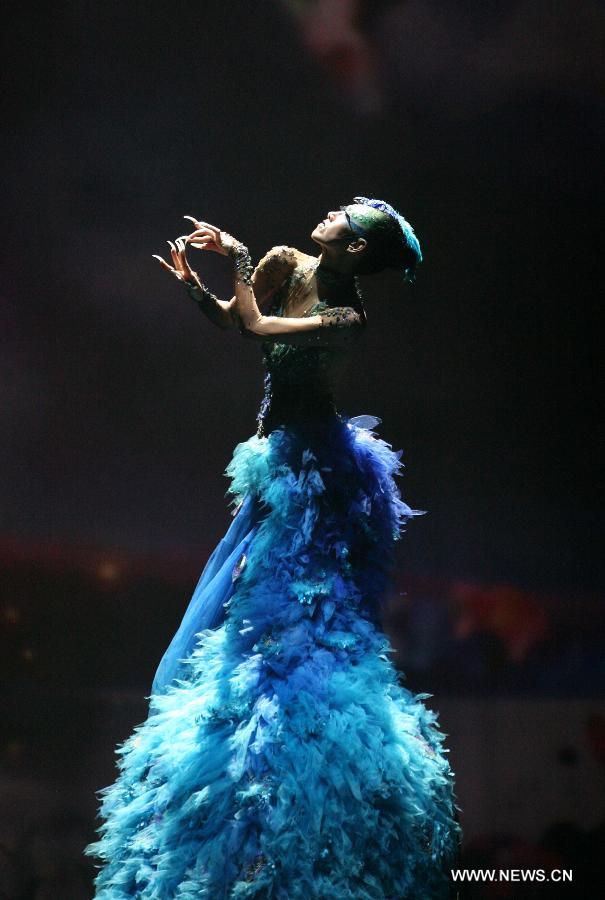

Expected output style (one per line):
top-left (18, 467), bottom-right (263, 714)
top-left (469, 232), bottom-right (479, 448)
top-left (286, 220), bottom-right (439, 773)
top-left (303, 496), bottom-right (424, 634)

top-left (317, 249), bottom-right (357, 277)
top-left (315, 263), bottom-right (356, 299)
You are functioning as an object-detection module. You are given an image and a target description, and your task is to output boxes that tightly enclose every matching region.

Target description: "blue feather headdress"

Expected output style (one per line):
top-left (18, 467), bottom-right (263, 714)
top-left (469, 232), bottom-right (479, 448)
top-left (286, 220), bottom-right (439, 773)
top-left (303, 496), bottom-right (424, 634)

top-left (348, 196), bottom-right (423, 283)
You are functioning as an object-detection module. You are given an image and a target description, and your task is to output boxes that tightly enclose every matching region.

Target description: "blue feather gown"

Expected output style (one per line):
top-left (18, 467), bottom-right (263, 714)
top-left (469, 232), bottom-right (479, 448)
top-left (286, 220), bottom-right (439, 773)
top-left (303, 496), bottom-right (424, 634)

top-left (85, 264), bottom-right (462, 898)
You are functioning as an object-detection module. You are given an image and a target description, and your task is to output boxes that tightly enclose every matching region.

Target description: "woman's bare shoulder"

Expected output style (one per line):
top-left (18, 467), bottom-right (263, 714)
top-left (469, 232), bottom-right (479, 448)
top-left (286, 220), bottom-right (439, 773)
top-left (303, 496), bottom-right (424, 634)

top-left (290, 248), bottom-right (319, 267)
top-left (254, 246), bottom-right (316, 290)
top-left (252, 246), bottom-right (301, 300)
top-left (257, 245), bottom-right (314, 268)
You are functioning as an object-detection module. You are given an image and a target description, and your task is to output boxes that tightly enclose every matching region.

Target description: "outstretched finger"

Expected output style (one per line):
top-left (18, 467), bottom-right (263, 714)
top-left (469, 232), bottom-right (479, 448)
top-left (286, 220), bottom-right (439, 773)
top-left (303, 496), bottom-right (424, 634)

top-left (188, 240), bottom-right (213, 250)
top-left (176, 237), bottom-right (192, 263)
top-left (167, 240), bottom-right (181, 268)
top-left (183, 227), bottom-right (212, 242)
top-left (184, 226), bottom-right (212, 237)
top-left (152, 254), bottom-right (175, 272)
top-left (153, 254), bottom-right (190, 285)
top-left (185, 233), bottom-right (214, 248)
top-left (185, 218), bottom-right (221, 238)
top-left (200, 222), bottom-right (221, 238)
top-left (175, 238), bottom-right (193, 278)
top-left (183, 227), bottom-right (217, 251)
top-left (183, 215), bottom-right (219, 231)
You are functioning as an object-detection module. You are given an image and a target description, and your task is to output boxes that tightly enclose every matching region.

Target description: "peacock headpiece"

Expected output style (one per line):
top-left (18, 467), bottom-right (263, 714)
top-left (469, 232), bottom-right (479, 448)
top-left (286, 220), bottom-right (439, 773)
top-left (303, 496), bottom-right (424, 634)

top-left (341, 196), bottom-right (423, 283)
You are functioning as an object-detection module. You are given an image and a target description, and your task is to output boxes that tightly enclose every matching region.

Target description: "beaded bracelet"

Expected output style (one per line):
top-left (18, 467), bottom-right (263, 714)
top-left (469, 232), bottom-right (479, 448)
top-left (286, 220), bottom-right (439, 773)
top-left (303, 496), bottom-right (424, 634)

top-left (184, 279), bottom-right (220, 309)
top-left (228, 241), bottom-right (253, 286)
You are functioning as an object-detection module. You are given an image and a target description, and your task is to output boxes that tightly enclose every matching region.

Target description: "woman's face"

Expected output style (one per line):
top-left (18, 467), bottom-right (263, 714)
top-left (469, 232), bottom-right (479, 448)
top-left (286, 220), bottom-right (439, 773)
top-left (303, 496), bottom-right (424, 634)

top-left (310, 208), bottom-right (355, 247)
top-left (310, 203), bottom-right (376, 246)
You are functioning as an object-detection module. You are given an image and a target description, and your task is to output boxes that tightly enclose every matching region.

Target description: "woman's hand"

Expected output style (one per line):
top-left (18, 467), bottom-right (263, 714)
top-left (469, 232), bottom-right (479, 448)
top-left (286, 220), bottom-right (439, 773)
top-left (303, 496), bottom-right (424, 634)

top-left (152, 237), bottom-right (198, 285)
top-left (182, 216), bottom-right (237, 256)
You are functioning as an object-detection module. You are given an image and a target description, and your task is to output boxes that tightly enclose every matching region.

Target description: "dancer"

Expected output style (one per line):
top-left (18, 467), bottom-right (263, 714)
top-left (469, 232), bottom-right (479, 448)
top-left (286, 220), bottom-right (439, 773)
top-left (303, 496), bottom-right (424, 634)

top-left (85, 197), bottom-right (462, 898)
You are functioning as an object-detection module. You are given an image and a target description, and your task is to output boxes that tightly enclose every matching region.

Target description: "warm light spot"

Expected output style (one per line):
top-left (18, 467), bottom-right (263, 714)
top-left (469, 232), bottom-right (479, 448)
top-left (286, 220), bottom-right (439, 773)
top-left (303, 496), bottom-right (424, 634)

top-left (2, 605), bottom-right (20, 624)
top-left (97, 560), bottom-right (120, 582)
top-left (21, 646), bottom-right (36, 662)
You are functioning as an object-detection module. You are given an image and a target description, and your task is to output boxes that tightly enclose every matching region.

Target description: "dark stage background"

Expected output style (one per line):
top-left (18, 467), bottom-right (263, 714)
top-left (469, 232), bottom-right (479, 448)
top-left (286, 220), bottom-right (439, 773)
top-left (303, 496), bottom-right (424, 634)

top-left (2, 1), bottom-right (604, 896)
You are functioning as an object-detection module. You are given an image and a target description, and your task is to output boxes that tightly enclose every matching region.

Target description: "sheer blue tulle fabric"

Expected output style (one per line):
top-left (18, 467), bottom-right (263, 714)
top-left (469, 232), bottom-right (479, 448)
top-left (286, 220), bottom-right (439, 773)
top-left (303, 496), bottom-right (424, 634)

top-left (151, 493), bottom-right (263, 698)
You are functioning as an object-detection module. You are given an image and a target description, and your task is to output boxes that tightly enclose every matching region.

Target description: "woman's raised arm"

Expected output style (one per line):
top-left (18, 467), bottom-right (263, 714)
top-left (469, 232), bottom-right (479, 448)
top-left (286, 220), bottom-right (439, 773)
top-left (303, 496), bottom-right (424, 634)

top-left (153, 234), bottom-right (236, 330)
top-left (230, 243), bottom-right (365, 348)
top-left (184, 223), bottom-right (365, 349)
top-left (153, 219), bottom-right (295, 332)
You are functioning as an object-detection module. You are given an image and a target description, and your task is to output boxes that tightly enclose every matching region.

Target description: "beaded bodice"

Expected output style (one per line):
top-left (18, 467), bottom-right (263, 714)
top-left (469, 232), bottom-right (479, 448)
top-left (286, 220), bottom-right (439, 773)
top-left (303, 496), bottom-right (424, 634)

top-left (256, 260), bottom-right (362, 437)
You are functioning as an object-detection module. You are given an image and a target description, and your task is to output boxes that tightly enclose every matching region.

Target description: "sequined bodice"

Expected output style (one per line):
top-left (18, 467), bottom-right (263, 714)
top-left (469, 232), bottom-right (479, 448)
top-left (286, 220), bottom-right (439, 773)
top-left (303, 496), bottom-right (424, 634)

top-left (256, 262), bottom-right (359, 437)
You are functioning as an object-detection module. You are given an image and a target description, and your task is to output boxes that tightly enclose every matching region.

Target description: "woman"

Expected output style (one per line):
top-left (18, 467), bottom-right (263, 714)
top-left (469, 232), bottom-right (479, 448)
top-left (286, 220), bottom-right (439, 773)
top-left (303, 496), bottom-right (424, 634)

top-left (85, 198), bottom-right (462, 898)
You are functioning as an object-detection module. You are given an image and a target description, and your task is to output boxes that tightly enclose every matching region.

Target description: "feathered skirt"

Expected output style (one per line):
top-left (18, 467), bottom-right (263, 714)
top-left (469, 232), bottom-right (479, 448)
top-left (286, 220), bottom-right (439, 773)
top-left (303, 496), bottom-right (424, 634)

top-left (85, 414), bottom-right (461, 899)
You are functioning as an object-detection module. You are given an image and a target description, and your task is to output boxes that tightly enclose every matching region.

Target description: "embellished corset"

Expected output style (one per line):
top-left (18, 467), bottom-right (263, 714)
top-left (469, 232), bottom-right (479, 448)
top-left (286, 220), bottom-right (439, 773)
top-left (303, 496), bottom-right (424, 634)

top-left (256, 274), bottom-right (358, 438)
